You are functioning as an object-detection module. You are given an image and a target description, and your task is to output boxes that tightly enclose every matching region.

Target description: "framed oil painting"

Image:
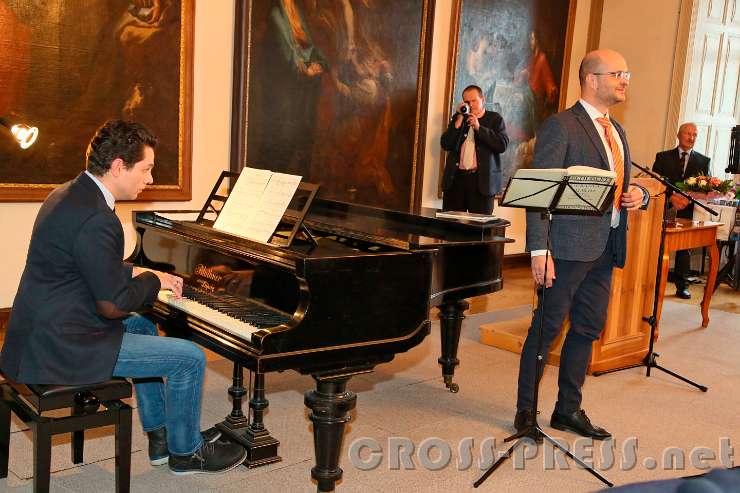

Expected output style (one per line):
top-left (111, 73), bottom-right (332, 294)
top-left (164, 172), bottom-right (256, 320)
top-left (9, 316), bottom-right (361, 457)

top-left (231, 0), bottom-right (435, 212)
top-left (0, 0), bottom-right (193, 201)
top-left (439, 0), bottom-right (576, 195)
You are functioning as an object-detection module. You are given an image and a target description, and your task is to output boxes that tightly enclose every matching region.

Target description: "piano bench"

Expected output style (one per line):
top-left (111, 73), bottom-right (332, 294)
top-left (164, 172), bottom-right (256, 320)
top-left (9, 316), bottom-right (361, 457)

top-left (0, 374), bottom-right (133, 493)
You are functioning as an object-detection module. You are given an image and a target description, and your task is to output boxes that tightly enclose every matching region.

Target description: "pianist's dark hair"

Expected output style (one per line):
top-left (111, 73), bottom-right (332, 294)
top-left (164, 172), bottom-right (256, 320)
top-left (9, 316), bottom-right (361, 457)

top-left (85, 120), bottom-right (158, 176)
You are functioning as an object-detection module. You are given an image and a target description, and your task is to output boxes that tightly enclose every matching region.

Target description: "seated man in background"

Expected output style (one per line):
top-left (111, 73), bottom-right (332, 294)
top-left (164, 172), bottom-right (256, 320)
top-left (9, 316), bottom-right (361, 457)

top-left (653, 122), bottom-right (710, 299)
top-left (0, 119), bottom-right (246, 475)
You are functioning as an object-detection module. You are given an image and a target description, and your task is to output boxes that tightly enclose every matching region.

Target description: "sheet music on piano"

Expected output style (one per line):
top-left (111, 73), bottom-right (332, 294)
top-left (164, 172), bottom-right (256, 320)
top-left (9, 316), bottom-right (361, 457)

top-left (213, 167), bottom-right (302, 243)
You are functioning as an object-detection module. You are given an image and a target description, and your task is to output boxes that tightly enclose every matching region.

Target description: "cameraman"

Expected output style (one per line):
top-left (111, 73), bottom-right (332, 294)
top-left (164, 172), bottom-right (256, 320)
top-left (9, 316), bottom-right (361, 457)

top-left (440, 84), bottom-right (509, 214)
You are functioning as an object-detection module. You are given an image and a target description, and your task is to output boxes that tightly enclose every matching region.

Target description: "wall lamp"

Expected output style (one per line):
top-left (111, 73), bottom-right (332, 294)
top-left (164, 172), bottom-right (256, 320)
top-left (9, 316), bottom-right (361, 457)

top-left (0, 116), bottom-right (39, 149)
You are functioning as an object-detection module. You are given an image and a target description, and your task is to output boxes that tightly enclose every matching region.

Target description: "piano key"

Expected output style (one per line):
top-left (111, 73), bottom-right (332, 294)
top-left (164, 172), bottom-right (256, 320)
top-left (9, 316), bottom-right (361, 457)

top-left (157, 290), bottom-right (261, 340)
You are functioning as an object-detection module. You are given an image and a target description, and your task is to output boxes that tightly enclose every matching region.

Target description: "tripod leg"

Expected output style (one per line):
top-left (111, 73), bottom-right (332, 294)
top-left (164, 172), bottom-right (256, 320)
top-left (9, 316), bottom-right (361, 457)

top-left (473, 438), bottom-right (523, 488)
top-left (651, 362), bottom-right (708, 391)
top-left (541, 432), bottom-right (613, 487)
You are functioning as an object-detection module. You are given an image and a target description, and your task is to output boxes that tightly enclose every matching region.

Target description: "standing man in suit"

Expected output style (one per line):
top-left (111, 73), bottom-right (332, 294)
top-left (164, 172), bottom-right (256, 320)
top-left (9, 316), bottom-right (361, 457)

top-left (0, 120), bottom-right (247, 475)
top-left (514, 50), bottom-right (649, 441)
top-left (653, 122), bottom-right (711, 299)
top-left (440, 84), bottom-right (509, 214)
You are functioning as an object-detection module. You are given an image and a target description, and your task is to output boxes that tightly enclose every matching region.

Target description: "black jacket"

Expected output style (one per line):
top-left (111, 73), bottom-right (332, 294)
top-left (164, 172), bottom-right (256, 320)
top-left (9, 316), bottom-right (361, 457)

top-left (0, 172), bottom-right (160, 384)
top-left (653, 148), bottom-right (710, 219)
top-left (440, 110), bottom-right (509, 196)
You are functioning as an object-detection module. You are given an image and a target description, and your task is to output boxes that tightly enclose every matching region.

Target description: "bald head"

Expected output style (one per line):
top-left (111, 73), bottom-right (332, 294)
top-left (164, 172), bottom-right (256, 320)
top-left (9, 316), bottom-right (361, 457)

top-left (578, 49), bottom-right (629, 112)
top-left (579, 49), bottom-right (626, 85)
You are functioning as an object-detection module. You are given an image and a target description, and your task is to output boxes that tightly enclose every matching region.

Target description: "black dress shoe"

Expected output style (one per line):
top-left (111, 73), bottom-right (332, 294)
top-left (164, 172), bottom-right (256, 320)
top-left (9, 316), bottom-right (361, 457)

top-left (676, 288), bottom-right (691, 299)
top-left (550, 409), bottom-right (612, 440)
top-left (514, 409), bottom-right (542, 443)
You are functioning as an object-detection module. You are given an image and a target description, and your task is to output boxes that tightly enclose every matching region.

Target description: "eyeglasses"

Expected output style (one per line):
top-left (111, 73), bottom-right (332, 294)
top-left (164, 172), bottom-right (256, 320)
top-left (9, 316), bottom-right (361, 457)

top-left (592, 71), bottom-right (631, 81)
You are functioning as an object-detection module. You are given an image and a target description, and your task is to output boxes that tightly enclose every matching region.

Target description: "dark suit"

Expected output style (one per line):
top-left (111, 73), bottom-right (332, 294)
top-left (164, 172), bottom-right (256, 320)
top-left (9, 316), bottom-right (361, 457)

top-left (440, 110), bottom-right (508, 214)
top-left (517, 101), bottom-right (643, 414)
top-left (653, 148), bottom-right (710, 290)
top-left (0, 172), bottom-right (160, 384)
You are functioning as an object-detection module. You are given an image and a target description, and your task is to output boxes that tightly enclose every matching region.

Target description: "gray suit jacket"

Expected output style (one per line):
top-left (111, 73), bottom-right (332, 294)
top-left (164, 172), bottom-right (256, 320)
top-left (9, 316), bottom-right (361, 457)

top-left (525, 102), bottom-right (635, 267)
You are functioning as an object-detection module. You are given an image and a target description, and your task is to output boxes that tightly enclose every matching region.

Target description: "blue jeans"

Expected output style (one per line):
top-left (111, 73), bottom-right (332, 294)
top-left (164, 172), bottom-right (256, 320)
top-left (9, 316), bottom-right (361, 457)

top-left (113, 314), bottom-right (205, 455)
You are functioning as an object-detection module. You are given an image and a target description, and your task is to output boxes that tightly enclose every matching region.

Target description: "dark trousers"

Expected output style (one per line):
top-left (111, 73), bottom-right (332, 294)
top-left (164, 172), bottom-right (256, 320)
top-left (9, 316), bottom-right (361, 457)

top-left (442, 169), bottom-right (494, 214)
top-left (516, 230), bottom-right (616, 415)
top-left (674, 250), bottom-right (691, 290)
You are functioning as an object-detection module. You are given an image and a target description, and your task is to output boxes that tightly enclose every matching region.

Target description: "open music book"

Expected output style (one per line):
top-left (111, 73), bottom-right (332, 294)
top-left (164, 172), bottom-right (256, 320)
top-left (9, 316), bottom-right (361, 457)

top-left (213, 167), bottom-right (302, 243)
top-left (501, 165), bottom-right (616, 213)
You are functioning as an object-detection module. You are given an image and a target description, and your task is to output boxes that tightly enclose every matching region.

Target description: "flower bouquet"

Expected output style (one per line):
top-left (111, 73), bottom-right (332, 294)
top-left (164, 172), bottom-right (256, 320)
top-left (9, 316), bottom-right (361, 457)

top-left (675, 174), bottom-right (735, 201)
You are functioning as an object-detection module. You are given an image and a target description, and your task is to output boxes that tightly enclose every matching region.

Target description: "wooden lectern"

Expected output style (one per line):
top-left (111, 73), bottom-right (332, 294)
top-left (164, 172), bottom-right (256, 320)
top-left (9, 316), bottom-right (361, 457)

top-left (480, 178), bottom-right (665, 373)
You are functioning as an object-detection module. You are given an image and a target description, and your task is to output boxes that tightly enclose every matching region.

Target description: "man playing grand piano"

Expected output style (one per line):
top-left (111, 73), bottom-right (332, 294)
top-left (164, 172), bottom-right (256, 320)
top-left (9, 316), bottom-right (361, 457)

top-left (0, 120), bottom-right (247, 475)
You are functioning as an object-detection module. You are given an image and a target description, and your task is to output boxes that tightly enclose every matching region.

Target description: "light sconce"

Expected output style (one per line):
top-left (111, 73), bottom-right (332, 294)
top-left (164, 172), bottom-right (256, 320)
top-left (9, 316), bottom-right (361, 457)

top-left (0, 116), bottom-right (39, 149)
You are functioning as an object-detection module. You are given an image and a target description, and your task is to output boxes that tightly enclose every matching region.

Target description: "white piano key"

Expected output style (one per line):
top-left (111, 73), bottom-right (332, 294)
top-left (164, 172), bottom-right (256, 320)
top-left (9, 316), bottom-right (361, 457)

top-left (157, 290), bottom-right (260, 340)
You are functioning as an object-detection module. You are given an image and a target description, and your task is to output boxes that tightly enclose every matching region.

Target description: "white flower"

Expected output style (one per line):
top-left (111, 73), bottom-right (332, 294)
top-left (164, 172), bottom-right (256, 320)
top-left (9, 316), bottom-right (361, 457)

top-left (686, 177), bottom-right (697, 185)
top-left (698, 179), bottom-right (708, 187)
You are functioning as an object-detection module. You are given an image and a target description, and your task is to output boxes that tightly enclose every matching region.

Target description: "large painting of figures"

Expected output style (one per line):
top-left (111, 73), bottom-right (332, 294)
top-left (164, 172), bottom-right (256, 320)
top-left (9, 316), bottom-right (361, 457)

top-left (232, 0), bottom-right (435, 212)
top-left (440, 0), bottom-right (575, 195)
top-left (0, 0), bottom-right (193, 201)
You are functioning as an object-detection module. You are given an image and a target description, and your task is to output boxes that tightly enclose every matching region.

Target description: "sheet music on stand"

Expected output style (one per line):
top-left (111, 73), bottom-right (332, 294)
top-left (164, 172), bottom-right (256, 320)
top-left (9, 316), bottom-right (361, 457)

top-left (500, 165), bottom-right (616, 214)
top-left (213, 167), bottom-right (302, 243)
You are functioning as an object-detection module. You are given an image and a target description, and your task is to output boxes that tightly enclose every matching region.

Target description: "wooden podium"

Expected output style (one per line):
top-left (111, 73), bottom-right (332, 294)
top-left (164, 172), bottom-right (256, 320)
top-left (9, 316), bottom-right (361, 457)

top-left (480, 178), bottom-right (664, 373)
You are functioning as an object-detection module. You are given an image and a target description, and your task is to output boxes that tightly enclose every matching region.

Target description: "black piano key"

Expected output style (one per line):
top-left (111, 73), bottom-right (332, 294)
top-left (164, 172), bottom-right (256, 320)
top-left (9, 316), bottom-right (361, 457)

top-left (177, 285), bottom-right (291, 327)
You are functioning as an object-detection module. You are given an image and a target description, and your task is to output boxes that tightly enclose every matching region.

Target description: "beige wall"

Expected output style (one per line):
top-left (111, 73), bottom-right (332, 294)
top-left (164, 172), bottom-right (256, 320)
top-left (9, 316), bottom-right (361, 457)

top-left (0, 0), bottom-right (684, 306)
top-left (601, 0), bottom-right (683, 167)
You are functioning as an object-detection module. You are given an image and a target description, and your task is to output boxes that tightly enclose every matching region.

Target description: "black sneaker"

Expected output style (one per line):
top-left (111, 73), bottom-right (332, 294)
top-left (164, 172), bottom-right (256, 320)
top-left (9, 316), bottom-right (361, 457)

top-left (148, 427), bottom-right (169, 466)
top-left (148, 426), bottom-right (223, 466)
top-left (169, 439), bottom-right (247, 475)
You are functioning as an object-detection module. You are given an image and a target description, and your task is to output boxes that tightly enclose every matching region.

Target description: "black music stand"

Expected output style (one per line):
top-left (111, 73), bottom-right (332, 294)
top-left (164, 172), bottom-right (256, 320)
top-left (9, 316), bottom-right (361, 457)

top-left (592, 162), bottom-right (715, 391)
top-left (474, 169), bottom-right (614, 489)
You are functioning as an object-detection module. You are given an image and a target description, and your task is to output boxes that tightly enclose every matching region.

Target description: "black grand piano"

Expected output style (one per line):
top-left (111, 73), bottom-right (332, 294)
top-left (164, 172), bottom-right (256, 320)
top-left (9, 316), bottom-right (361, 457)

top-left (129, 180), bottom-right (511, 491)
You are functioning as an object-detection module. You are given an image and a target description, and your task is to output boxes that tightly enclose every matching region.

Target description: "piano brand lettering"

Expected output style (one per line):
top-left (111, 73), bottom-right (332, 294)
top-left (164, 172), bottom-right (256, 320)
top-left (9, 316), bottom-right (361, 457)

top-left (194, 264), bottom-right (225, 282)
top-left (347, 437), bottom-right (734, 472)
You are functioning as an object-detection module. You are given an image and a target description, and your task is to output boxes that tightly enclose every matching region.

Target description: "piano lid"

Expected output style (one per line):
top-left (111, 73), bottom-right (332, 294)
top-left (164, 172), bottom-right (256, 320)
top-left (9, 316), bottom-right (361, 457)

top-left (305, 198), bottom-right (513, 250)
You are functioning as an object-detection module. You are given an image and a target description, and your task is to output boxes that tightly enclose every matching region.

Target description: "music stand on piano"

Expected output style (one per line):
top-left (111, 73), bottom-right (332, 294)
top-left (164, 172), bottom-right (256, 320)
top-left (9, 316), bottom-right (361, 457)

top-left (197, 170), bottom-right (320, 247)
top-left (474, 168), bottom-right (614, 489)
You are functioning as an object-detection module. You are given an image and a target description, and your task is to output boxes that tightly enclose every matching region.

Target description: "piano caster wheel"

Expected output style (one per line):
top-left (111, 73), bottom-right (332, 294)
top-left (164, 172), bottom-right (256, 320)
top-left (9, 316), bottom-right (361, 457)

top-left (443, 376), bottom-right (459, 393)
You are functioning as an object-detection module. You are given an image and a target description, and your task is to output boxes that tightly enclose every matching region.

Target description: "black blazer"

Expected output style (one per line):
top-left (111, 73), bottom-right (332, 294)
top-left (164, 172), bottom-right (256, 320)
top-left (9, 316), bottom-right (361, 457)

top-left (0, 172), bottom-right (160, 384)
top-left (440, 110), bottom-right (509, 196)
top-left (653, 148), bottom-right (710, 218)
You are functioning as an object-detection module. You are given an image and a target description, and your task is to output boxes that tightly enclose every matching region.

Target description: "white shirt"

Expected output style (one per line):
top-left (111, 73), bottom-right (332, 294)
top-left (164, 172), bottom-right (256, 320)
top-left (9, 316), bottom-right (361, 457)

top-left (459, 128), bottom-right (478, 170)
top-left (85, 170), bottom-right (116, 211)
top-left (578, 98), bottom-right (624, 229)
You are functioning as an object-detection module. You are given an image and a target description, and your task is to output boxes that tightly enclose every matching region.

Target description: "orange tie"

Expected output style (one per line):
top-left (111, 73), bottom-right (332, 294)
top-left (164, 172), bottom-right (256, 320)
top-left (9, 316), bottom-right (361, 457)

top-left (596, 117), bottom-right (624, 211)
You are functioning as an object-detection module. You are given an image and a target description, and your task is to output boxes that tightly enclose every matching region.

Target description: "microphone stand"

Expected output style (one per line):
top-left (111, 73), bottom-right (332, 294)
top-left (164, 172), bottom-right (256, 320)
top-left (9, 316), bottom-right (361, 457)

top-left (593, 162), bottom-right (716, 391)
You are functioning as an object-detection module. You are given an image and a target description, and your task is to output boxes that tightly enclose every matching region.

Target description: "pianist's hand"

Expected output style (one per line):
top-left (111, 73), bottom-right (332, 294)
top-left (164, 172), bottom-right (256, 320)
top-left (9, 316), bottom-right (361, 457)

top-left (155, 271), bottom-right (183, 298)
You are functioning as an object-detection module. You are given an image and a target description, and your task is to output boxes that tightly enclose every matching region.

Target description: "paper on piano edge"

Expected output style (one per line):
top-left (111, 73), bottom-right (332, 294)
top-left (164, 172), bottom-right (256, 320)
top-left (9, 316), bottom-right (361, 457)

top-left (213, 167), bottom-right (302, 243)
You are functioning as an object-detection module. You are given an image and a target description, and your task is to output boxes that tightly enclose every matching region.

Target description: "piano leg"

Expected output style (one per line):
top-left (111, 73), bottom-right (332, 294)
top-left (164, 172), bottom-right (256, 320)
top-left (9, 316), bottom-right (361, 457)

top-left (304, 376), bottom-right (357, 493)
top-left (216, 365), bottom-right (281, 467)
top-left (437, 299), bottom-right (469, 393)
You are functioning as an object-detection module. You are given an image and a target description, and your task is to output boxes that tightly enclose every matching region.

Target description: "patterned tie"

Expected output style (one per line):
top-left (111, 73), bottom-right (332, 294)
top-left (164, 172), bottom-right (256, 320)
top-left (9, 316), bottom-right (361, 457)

top-left (596, 117), bottom-right (624, 211)
top-left (680, 151), bottom-right (688, 177)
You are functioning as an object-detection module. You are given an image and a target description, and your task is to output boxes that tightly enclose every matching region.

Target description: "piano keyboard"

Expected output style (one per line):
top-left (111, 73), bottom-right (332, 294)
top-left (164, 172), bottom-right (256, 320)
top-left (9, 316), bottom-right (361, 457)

top-left (157, 286), bottom-right (291, 340)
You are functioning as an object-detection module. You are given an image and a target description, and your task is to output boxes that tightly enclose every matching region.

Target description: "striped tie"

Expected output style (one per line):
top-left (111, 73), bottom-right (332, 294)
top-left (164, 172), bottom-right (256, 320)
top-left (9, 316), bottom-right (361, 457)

top-left (596, 117), bottom-right (624, 211)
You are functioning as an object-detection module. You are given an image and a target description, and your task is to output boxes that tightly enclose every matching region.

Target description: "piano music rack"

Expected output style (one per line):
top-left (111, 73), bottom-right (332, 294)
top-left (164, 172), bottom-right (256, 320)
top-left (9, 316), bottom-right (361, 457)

top-left (197, 170), bottom-right (320, 248)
